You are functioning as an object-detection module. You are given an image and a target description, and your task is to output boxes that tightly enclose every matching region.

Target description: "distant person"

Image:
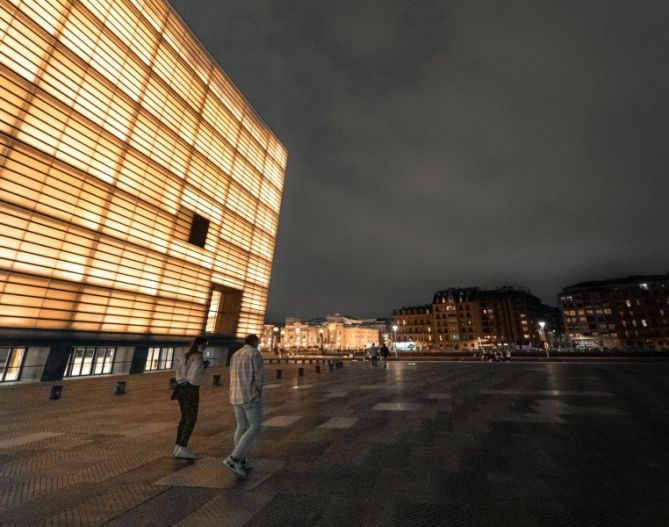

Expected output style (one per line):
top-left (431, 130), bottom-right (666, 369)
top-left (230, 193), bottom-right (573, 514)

top-left (224, 334), bottom-right (263, 478)
top-left (380, 343), bottom-right (390, 367)
top-left (173, 336), bottom-right (208, 460)
top-left (369, 343), bottom-right (379, 367)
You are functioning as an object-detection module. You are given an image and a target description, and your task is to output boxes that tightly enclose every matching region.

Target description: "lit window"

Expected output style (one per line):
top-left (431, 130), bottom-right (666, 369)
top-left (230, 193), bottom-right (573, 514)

top-left (0, 347), bottom-right (26, 382)
top-left (65, 347), bottom-right (115, 377)
top-left (640, 283), bottom-right (649, 290)
top-left (145, 347), bottom-right (175, 371)
top-left (641, 319), bottom-right (648, 327)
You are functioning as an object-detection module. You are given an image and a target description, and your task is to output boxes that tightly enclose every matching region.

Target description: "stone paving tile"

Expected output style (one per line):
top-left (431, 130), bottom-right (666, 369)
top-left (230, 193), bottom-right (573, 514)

top-left (0, 433), bottom-right (64, 449)
top-left (318, 417), bottom-right (357, 429)
top-left (174, 487), bottom-right (277, 527)
top-left (263, 415), bottom-right (303, 427)
top-left (103, 486), bottom-right (220, 527)
top-left (373, 402), bottom-right (424, 412)
top-left (245, 493), bottom-right (332, 527)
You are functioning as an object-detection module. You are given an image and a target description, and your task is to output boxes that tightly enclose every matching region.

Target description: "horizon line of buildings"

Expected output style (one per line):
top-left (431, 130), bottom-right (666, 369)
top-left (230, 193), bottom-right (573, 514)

top-left (268, 273), bottom-right (669, 353)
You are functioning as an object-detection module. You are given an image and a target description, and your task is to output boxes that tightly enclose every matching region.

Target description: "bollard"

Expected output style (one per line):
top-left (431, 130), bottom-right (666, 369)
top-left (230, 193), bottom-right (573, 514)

top-left (114, 381), bottom-right (127, 395)
top-left (276, 369), bottom-right (283, 379)
top-left (328, 362), bottom-right (334, 371)
top-left (315, 365), bottom-right (321, 374)
top-left (212, 374), bottom-right (221, 386)
top-left (298, 367), bottom-right (304, 377)
top-left (49, 385), bottom-right (63, 400)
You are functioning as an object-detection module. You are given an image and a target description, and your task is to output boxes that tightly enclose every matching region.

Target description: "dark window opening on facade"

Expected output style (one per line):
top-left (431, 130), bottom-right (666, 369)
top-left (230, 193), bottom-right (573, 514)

top-left (189, 213), bottom-right (210, 248)
top-left (175, 208), bottom-right (210, 248)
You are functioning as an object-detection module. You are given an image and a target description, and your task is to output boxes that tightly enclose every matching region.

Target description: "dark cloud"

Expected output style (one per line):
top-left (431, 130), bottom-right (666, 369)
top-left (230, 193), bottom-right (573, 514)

top-left (170, 0), bottom-right (669, 322)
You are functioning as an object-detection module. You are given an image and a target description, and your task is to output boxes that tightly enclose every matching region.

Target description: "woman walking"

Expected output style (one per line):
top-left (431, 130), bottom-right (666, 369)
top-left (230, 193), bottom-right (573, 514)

top-left (173, 336), bottom-right (207, 460)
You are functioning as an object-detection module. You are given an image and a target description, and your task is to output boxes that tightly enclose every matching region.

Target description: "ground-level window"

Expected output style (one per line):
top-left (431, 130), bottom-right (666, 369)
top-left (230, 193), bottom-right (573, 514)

top-left (0, 347), bottom-right (26, 382)
top-left (65, 347), bottom-right (115, 377)
top-left (145, 347), bottom-right (175, 371)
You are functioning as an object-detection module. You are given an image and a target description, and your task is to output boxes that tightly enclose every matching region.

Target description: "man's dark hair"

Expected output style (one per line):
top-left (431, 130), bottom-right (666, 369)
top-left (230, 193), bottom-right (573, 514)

top-left (245, 334), bottom-right (260, 346)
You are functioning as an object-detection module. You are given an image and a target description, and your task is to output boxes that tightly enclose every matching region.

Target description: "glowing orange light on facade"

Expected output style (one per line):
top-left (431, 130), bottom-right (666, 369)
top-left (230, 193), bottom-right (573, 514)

top-left (0, 0), bottom-right (286, 337)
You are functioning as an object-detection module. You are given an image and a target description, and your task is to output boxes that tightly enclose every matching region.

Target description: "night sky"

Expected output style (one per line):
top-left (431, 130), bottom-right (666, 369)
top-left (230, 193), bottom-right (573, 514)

top-left (169, 1), bottom-right (669, 323)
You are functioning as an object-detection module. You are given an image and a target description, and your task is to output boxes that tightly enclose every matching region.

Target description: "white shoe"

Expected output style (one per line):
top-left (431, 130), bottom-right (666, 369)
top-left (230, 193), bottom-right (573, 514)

top-left (174, 446), bottom-right (196, 460)
top-left (224, 456), bottom-right (247, 477)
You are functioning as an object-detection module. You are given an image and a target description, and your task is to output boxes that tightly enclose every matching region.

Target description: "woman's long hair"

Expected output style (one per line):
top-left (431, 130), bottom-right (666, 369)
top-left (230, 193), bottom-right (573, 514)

top-left (184, 336), bottom-right (207, 361)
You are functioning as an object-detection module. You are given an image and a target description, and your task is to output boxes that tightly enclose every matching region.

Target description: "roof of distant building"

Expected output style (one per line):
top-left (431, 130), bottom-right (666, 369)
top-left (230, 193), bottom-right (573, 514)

top-left (562, 273), bottom-right (669, 292)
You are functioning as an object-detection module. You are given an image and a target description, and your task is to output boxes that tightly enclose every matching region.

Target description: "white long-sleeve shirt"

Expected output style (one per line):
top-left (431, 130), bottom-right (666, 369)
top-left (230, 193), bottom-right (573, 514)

top-left (175, 354), bottom-right (205, 386)
top-left (229, 344), bottom-right (263, 405)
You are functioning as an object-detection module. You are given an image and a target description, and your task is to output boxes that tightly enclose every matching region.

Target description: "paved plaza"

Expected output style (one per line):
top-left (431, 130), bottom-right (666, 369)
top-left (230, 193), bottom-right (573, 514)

top-left (1, 360), bottom-right (668, 526)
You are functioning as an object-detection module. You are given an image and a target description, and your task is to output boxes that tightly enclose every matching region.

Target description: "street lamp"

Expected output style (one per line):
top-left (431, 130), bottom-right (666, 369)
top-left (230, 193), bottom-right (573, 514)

top-left (538, 321), bottom-right (548, 358)
top-left (272, 326), bottom-right (279, 352)
top-left (318, 328), bottom-right (324, 353)
top-left (392, 324), bottom-right (398, 357)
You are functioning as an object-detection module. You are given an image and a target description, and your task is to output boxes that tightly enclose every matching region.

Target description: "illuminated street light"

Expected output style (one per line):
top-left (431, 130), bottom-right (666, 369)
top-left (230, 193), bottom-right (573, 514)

top-left (538, 321), bottom-right (549, 358)
top-left (272, 326), bottom-right (279, 351)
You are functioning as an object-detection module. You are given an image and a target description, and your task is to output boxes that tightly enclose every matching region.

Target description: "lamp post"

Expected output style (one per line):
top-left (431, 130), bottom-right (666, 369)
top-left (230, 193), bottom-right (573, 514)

top-left (538, 321), bottom-right (548, 358)
top-left (272, 326), bottom-right (279, 353)
top-left (392, 324), bottom-right (398, 357)
top-left (318, 328), bottom-right (324, 353)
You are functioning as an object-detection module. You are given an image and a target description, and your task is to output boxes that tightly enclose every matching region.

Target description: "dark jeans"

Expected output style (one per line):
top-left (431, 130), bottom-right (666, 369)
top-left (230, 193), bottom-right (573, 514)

top-left (176, 384), bottom-right (199, 447)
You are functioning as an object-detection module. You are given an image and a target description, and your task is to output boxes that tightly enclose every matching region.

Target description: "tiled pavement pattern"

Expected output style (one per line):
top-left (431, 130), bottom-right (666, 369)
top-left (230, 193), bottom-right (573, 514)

top-left (1, 361), bottom-right (668, 526)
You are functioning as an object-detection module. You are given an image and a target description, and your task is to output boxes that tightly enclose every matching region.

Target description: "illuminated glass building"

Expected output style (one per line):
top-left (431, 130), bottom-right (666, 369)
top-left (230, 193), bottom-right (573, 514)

top-left (0, 0), bottom-right (287, 382)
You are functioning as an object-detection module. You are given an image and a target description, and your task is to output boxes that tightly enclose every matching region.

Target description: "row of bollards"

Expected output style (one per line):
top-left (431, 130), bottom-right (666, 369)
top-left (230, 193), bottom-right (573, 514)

top-left (49, 360), bottom-right (348, 399)
top-left (275, 360), bottom-right (344, 379)
top-left (49, 380), bottom-right (128, 400)
top-left (266, 358), bottom-right (339, 365)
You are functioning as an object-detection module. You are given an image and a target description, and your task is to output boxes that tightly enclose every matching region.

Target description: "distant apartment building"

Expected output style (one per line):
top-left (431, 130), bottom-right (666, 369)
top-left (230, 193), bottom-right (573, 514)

top-left (0, 0), bottom-right (286, 383)
top-left (392, 305), bottom-right (433, 350)
top-left (393, 287), bottom-right (557, 351)
top-left (560, 274), bottom-right (669, 350)
top-left (267, 315), bottom-right (380, 352)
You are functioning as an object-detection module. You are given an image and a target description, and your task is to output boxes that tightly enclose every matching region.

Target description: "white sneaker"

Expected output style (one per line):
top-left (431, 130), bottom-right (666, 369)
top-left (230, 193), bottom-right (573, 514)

top-left (224, 456), bottom-right (247, 477)
top-left (174, 446), bottom-right (196, 460)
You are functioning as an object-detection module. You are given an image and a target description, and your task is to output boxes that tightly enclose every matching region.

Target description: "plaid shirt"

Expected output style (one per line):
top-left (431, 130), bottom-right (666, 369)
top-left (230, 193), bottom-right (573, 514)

top-left (229, 344), bottom-right (263, 405)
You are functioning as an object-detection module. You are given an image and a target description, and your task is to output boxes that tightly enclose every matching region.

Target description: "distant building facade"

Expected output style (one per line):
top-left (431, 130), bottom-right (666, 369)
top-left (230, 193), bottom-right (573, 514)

top-left (267, 315), bottom-right (381, 352)
top-left (560, 274), bottom-right (669, 350)
top-left (0, 0), bottom-right (286, 382)
top-left (392, 305), bottom-right (433, 350)
top-left (393, 287), bottom-right (557, 351)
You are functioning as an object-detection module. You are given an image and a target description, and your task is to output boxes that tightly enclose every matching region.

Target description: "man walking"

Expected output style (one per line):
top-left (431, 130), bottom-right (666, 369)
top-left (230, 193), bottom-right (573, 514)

top-left (224, 334), bottom-right (263, 478)
top-left (379, 343), bottom-right (390, 368)
top-left (369, 343), bottom-right (379, 367)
